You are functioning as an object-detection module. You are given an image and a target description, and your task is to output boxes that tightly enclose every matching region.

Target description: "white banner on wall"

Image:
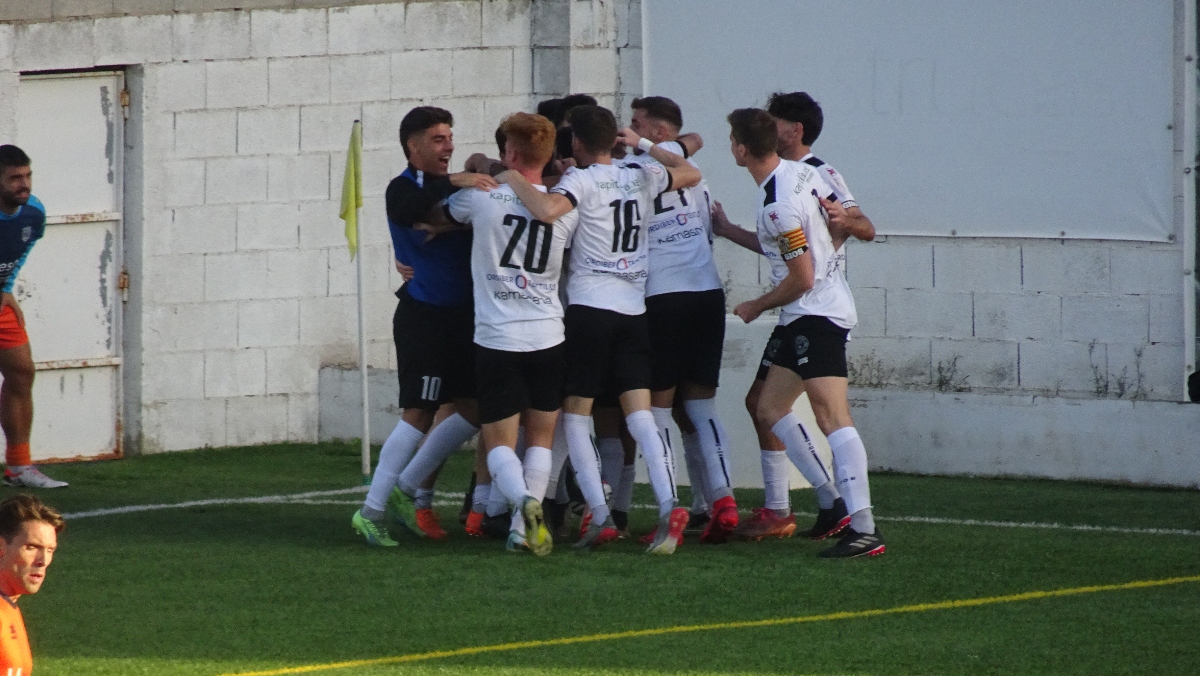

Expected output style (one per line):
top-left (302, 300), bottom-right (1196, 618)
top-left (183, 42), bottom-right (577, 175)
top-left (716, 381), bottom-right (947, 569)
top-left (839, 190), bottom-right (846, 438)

top-left (644, 0), bottom-right (1176, 242)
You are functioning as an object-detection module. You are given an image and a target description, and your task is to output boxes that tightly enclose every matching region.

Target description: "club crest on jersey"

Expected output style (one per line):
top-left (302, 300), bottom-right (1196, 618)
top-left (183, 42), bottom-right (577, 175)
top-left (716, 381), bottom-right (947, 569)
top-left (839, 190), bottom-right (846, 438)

top-left (768, 211), bottom-right (780, 224)
top-left (20, 227), bottom-right (31, 243)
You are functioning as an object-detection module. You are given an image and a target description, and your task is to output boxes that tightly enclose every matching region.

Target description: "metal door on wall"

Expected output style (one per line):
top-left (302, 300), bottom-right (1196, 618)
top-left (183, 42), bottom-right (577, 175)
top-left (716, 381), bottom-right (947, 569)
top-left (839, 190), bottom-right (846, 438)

top-left (13, 71), bottom-right (124, 462)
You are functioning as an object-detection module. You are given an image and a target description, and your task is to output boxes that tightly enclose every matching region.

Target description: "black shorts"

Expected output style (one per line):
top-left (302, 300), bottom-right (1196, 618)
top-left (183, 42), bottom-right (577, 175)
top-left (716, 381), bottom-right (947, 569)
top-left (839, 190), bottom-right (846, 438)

top-left (564, 305), bottom-right (652, 399)
top-left (646, 289), bottom-right (726, 391)
top-left (475, 343), bottom-right (565, 425)
top-left (755, 315), bottom-right (849, 382)
top-left (394, 286), bottom-right (476, 410)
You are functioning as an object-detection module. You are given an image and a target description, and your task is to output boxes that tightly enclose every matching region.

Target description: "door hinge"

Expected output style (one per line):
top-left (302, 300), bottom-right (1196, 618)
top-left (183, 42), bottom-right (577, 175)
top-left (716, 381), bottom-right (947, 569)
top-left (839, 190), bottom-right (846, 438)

top-left (120, 88), bottom-right (130, 120)
top-left (117, 269), bottom-right (129, 302)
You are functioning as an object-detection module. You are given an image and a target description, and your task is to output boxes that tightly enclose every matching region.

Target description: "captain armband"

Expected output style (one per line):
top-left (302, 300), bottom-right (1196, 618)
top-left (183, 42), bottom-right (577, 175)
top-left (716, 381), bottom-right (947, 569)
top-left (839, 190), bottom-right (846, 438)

top-left (777, 228), bottom-right (809, 260)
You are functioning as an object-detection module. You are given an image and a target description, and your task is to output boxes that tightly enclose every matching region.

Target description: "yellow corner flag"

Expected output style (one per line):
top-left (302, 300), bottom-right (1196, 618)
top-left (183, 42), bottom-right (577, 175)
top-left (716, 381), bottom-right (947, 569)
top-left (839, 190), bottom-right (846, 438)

top-left (339, 120), bottom-right (364, 260)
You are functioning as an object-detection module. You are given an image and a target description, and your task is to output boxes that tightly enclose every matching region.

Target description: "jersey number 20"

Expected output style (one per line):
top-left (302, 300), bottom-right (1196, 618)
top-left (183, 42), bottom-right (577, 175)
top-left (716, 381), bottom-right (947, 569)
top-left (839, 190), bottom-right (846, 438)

top-left (500, 214), bottom-right (553, 274)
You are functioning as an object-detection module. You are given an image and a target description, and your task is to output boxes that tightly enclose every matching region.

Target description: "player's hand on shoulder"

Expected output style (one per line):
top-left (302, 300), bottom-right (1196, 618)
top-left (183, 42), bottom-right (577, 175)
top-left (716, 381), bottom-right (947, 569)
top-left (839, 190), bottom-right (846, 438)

top-left (450, 171), bottom-right (499, 191)
top-left (733, 300), bottom-right (761, 324)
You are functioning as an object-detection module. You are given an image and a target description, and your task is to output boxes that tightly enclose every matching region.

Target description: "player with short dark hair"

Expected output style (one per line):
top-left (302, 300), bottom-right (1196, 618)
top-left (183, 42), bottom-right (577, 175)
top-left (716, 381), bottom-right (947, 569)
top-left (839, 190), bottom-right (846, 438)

top-left (497, 105), bottom-right (703, 554)
top-left (719, 109), bottom-right (884, 558)
top-left (625, 96), bottom-right (740, 545)
top-left (0, 494), bottom-right (64, 674)
top-left (765, 91), bottom-right (875, 245)
top-left (0, 145), bottom-right (67, 489)
top-left (352, 107), bottom-right (498, 546)
top-left (716, 93), bottom-right (878, 541)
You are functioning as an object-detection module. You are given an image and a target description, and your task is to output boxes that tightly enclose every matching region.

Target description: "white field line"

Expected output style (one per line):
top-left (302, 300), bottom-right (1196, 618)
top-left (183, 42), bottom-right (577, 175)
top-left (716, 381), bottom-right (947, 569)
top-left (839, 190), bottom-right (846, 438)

top-left (61, 487), bottom-right (368, 519)
top-left (62, 488), bottom-right (1200, 537)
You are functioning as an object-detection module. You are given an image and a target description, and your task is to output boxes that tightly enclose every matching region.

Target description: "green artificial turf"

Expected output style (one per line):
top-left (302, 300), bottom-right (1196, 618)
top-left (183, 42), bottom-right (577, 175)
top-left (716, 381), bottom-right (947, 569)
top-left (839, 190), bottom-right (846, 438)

top-left (9, 442), bottom-right (1200, 675)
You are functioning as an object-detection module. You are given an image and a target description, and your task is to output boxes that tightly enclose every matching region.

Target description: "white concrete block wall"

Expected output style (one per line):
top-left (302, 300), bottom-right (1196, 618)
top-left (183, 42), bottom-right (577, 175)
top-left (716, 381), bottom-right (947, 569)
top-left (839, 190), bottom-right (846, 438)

top-left (714, 236), bottom-right (1187, 403)
top-left (0, 1), bottom-right (635, 453)
top-left (11, 0), bottom-right (1187, 470)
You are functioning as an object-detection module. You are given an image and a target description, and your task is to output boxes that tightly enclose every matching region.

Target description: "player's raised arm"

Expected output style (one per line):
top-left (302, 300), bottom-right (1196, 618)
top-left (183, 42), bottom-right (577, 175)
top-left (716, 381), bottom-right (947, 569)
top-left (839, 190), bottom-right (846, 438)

top-left (463, 153), bottom-right (507, 177)
top-left (821, 196), bottom-right (875, 244)
top-left (495, 169), bottom-right (575, 223)
top-left (616, 127), bottom-right (701, 190)
top-left (677, 132), bottom-right (704, 158)
top-left (733, 205), bottom-right (816, 324)
top-left (448, 171), bottom-right (499, 191)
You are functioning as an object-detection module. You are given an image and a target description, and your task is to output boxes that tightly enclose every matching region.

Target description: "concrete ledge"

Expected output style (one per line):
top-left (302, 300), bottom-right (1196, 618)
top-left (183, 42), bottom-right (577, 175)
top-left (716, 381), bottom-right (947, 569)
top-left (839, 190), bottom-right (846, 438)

top-left (317, 316), bottom-right (1200, 490)
top-left (851, 388), bottom-right (1200, 488)
top-left (318, 365), bottom-right (403, 445)
top-left (0, 0), bottom-right (434, 23)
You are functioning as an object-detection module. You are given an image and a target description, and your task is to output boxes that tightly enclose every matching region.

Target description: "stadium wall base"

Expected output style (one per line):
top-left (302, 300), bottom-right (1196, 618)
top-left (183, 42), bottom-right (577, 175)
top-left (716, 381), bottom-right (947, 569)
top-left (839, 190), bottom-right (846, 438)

top-left (850, 389), bottom-right (1200, 489)
top-left (319, 316), bottom-right (1200, 490)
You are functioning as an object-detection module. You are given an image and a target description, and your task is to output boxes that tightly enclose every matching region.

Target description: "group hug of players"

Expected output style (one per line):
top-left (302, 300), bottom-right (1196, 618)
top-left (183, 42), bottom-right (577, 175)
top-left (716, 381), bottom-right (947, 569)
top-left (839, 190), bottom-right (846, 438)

top-left (350, 90), bottom-right (885, 559)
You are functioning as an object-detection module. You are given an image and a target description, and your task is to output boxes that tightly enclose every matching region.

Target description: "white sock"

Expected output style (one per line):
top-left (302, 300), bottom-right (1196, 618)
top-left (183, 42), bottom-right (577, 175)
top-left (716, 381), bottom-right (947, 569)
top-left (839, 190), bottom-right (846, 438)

top-left (472, 483), bottom-right (490, 512)
top-left (364, 420), bottom-right (424, 513)
top-left (762, 449), bottom-right (791, 513)
top-left (597, 436), bottom-right (624, 490)
top-left (486, 482), bottom-right (509, 517)
top-left (827, 426), bottom-right (875, 533)
top-left (683, 398), bottom-right (734, 501)
top-left (523, 446), bottom-right (553, 502)
top-left (562, 412), bottom-right (610, 524)
top-left (414, 487), bottom-right (434, 510)
top-left (547, 420), bottom-right (571, 492)
top-left (650, 406), bottom-right (674, 451)
top-left (628, 409), bottom-right (677, 518)
top-left (681, 431), bottom-right (710, 513)
top-left (771, 413), bottom-right (836, 494)
top-left (397, 413), bottom-right (478, 495)
top-left (613, 463), bottom-right (636, 512)
top-left (487, 445), bottom-right (530, 506)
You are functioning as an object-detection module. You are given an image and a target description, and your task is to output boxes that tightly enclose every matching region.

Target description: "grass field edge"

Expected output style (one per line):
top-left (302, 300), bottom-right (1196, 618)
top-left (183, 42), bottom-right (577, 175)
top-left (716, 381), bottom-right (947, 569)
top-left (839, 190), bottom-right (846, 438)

top-left (216, 574), bottom-right (1200, 676)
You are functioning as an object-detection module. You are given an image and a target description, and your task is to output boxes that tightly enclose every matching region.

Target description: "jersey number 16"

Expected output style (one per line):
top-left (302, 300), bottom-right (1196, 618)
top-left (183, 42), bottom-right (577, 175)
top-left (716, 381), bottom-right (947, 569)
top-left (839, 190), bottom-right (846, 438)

top-left (609, 199), bottom-right (641, 253)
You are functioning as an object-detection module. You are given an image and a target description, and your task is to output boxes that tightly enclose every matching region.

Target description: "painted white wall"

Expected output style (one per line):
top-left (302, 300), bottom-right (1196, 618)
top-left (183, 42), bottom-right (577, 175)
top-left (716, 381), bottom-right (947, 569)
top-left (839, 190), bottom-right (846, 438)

top-left (0, 1), bottom-right (644, 454)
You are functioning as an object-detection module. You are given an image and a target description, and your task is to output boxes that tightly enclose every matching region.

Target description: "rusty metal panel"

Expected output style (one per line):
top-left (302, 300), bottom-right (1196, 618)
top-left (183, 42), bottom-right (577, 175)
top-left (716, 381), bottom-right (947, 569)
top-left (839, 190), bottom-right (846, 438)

top-left (16, 73), bottom-right (122, 216)
top-left (14, 72), bottom-right (124, 461)
top-left (29, 367), bottom-right (119, 463)
top-left (15, 220), bottom-right (120, 363)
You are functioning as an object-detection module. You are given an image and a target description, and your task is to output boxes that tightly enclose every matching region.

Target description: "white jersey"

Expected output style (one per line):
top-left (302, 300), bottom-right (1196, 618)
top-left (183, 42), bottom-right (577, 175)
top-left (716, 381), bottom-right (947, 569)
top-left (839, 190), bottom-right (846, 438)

top-left (799, 153), bottom-right (857, 209)
top-left (756, 160), bottom-right (857, 329)
top-left (550, 161), bottom-right (673, 315)
top-left (447, 184), bottom-right (578, 352)
top-left (621, 141), bottom-right (722, 297)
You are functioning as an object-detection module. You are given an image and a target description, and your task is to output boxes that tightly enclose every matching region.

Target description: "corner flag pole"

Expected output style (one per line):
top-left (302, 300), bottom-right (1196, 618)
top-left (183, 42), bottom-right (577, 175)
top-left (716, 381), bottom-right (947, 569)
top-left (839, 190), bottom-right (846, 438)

top-left (355, 196), bottom-right (370, 480)
top-left (339, 119), bottom-right (371, 481)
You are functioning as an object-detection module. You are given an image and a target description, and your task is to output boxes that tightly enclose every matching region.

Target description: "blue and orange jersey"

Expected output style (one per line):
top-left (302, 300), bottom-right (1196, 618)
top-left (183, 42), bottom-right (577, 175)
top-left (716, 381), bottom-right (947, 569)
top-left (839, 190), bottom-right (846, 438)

top-left (0, 595), bottom-right (32, 676)
top-left (385, 166), bottom-right (472, 308)
top-left (0, 195), bottom-right (45, 295)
